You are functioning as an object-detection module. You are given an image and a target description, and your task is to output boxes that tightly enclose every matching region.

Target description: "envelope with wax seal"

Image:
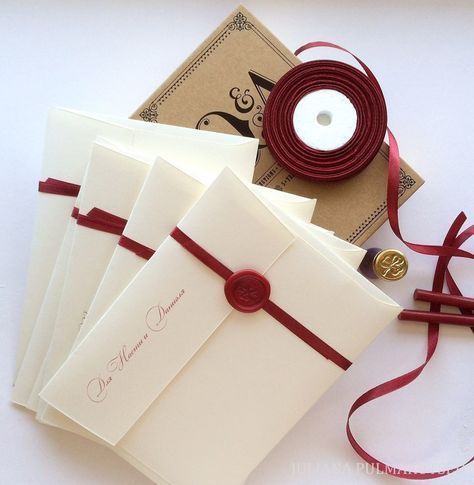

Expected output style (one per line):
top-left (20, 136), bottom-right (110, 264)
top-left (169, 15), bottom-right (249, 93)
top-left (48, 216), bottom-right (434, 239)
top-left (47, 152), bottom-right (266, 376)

top-left (75, 157), bottom-right (362, 360)
top-left (75, 157), bottom-right (318, 353)
top-left (39, 156), bottom-right (366, 439)
top-left (36, 152), bottom-right (314, 428)
top-left (76, 164), bottom-right (363, 371)
top-left (14, 106), bottom-right (258, 388)
top-left (42, 169), bottom-right (400, 485)
top-left (13, 107), bottom-right (259, 408)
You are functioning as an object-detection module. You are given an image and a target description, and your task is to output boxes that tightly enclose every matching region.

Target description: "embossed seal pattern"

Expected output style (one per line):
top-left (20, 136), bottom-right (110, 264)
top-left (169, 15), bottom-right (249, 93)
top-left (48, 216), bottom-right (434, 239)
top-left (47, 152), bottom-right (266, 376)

top-left (374, 249), bottom-right (408, 281)
top-left (224, 269), bottom-right (271, 313)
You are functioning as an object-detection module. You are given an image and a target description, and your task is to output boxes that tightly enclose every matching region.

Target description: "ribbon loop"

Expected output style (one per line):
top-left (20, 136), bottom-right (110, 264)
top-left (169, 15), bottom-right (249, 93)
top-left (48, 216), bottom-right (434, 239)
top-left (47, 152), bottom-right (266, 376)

top-left (294, 41), bottom-right (382, 89)
top-left (346, 215), bottom-right (474, 479)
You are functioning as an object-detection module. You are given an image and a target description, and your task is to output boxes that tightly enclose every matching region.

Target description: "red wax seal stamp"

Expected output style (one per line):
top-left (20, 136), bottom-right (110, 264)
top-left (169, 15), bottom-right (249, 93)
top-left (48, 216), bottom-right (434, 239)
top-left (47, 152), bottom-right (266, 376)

top-left (224, 269), bottom-right (271, 313)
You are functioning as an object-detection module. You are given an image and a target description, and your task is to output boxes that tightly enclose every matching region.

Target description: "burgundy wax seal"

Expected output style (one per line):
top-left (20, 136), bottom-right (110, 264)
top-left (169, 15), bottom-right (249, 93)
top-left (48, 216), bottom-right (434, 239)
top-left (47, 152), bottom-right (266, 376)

top-left (224, 269), bottom-right (271, 313)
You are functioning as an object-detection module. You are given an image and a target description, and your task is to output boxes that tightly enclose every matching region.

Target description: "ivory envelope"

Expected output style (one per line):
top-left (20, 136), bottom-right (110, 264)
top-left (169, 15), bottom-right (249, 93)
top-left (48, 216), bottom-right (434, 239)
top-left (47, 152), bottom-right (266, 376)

top-left (38, 152), bottom-right (315, 428)
top-left (14, 107), bottom-right (258, 381)
top-left (26, 139), bottom-right (264, 414)
top-left (42, 157), bottom-right (365, 438)
top-left (42, 169), bottom-right (400, 485)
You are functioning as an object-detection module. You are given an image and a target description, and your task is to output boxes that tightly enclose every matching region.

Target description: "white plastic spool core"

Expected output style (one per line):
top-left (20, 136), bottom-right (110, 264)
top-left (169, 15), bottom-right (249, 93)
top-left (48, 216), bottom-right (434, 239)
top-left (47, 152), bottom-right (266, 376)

top-left (292, 89), bottom-right (358, 151)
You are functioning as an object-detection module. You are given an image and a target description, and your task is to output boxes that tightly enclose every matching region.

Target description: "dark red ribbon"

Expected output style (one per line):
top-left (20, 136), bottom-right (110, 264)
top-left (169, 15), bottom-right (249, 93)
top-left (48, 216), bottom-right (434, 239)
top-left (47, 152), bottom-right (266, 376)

top-left (76, 208), bottom-right (127, 235)
top-left (118, 235), bottom-right (155, 260)
top-left (38, 177), bottom-right (81, 197)
top-left (268, 41), bottom-right (474, 479)
top-left (170, 226), bottom-right (352, 371)
top-left (71, 206), bottom-right (79, 219)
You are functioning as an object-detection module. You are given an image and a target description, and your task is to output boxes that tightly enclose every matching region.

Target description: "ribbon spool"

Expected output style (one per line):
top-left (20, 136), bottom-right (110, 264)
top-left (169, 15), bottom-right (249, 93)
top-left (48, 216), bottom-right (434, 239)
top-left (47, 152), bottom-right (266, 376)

top-left (263, 43), bottom-right (387, 182)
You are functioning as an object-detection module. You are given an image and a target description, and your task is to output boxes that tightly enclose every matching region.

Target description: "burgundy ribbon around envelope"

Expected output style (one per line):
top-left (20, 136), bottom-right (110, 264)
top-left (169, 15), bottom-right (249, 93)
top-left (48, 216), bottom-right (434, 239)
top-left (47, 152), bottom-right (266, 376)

top-left (76, 208), bottom-right (127, 235)
top-left (263, 41), bottom-right (473, 479)
top-left (116, 232), bottom-right (350, 373)
top-left (170, 226), bottom-right (352, 371)
top-left (38, 177), bottom-right (81, 197)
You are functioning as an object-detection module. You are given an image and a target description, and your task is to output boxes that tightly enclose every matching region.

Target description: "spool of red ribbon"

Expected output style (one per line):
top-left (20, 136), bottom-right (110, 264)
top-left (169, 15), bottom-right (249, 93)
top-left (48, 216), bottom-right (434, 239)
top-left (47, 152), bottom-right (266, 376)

top-left (263, 44), bottom-right (387, 181)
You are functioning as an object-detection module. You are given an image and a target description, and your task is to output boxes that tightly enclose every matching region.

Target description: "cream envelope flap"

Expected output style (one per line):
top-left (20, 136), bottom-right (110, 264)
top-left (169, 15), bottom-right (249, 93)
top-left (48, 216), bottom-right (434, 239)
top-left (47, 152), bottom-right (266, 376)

top-left (42, 169), bottom-right (400, 453)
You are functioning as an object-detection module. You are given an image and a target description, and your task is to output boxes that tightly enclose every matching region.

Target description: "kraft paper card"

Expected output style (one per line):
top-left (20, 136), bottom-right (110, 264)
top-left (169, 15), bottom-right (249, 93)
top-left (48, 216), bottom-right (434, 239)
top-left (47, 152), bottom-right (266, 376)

top-left (133, 5), bottom-right (423, 245)
top-left (42, 169), bottom-right (400, 485)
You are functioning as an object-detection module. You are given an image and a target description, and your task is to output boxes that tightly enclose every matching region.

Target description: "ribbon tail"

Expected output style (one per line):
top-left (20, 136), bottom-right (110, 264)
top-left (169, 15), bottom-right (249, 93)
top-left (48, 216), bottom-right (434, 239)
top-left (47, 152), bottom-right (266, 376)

top-left (346, 215), bottom-right (474, 479)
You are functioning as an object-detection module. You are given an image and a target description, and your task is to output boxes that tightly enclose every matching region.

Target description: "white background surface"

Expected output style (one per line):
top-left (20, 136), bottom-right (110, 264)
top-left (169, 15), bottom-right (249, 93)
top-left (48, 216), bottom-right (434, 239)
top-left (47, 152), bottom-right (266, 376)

top-left (1, 1), bottom-right (473, 484)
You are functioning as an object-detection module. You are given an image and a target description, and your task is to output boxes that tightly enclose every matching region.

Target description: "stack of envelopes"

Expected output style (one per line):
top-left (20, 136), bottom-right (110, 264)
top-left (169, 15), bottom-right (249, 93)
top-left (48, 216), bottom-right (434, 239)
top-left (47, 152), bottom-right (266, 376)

top-left (13, 107), bottom-right (401, 485)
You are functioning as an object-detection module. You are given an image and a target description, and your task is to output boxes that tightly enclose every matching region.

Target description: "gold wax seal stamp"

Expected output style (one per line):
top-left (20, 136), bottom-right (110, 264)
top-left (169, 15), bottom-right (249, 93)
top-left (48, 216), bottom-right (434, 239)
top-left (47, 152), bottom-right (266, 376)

top-left (373, 249), bottom-right (408, 281)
